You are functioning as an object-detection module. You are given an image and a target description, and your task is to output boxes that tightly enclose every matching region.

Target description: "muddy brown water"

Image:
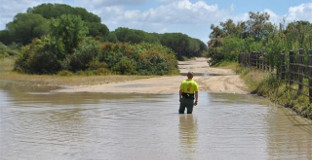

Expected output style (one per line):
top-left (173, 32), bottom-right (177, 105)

top-left (1, 81), bottom-right (312, 160)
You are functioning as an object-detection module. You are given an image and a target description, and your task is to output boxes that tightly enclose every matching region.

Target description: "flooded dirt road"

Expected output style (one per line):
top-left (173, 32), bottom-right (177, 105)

top-left (56, 58), bottom-right (247, 94)
top-left (1, 83), bottom-right (312, 160)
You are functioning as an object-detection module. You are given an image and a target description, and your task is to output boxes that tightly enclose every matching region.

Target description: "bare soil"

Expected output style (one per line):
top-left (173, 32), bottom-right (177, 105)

top-left (55, 57), bottom-right (248, 94)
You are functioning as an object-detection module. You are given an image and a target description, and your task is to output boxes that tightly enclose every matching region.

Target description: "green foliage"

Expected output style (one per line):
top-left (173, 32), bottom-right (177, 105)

top-left (252, 73), bottom-right (312, 119)
top-left (0, 30), bottom-right (13, 45)
top-left (1, 3), bottom-right (108, 46)
top-left (222, 36), bottom-right (245, 61)
top-left (27, 3), bottom-right (101, 23)
top-left (246, 12), bottom-right (274, 41)
top-left (114, 27), bottom-right (147, 43)
top-left (16, 36), bottom-right (179, 75)
top-left (103, 32), bottom-right (118, 43)
top-left (0, 42), bottom-right (9, 59)
top-left (6, 13), bottom-right (49, 45)
top-left (68, 39), bottom-right (99, 71)
top-left (5, 3), bottom-right (201, 75)
top-left (160, 33), bottom-right (206, 60)
top-left (86, 22), bottom-right (109, 37)
top-left (207, 11), bottom-right (312, 67)
top-left (112, 57), bottom-right (137, 75)
top-left (93, 68), bottom-right (111, 75)
top-left (14, 38), bottom-right (62, 74)
top-left (50, 14), bottom-right (88, 54)
top-left (285, 21), bottom-right (312, 50)
top-left (57, 70), bottom-right (73, 76)
top-left (113, 27), bottom-right (206, 60)
top-left (98, 42), bottom-right (178, 75)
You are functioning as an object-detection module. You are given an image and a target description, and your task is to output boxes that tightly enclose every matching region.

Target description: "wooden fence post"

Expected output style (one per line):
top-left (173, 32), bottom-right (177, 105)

top-left (264, 53), bottom-right (268, 71)
top-left (289, 50), bottom-right (294, 85)
top-left (280, 50), bottom-right (286, 80)
top-left (309, 50), bottom-right (312, 103)
top-left (260, 53), bottom-right (262, 71)
top-left (259, 52), bottom-right (262, 70)
top-left (256, 52), bottom-right (258, 68)
top-left (247, 54), bottom-right (251, 67)
top-left (245, 53), bottom-right (248, 67)
top-left (299, 48), bottom-right (304, 91)
top-left (244, 53), bottom-right (247, 67)
top-left (251, 52), bottom-right (255, 67)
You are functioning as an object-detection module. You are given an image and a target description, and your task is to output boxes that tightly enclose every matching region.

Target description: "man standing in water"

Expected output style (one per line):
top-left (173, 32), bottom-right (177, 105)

top-left (179, 72), bottom-right (199, 114)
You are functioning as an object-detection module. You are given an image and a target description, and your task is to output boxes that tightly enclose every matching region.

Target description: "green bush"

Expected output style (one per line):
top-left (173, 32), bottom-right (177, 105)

top-left (14, 38), bottom-right (62, 74)
top-left (87, 59), bottom-right (108, 70)
top-left (57, 70), bottom-right (73, 76)
top-left (97, 42), bottom-right (178, 75)
top-left (93, 68), bottom-right (110, 75)
top-left (15, 38), bottom-right (179, 75)
top-left (112, 57), bottom-right (137, 75)
top-left (68, 39), bottom-right (98, 71)
top-left (0, 42), bottom-right (9, 59)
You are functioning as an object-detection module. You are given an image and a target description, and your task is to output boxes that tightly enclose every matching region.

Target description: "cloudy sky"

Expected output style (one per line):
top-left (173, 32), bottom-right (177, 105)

top-left (1, 0), bottom-right (312, 43)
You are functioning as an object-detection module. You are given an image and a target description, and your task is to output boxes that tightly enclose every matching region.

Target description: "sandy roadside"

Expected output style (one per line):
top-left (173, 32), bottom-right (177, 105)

top-left (55, 57), bottom-right (248, 94)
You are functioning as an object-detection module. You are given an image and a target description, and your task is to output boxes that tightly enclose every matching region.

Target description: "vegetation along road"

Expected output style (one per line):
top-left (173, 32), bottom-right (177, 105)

top-left (56, 57), bottom-right (248, 94)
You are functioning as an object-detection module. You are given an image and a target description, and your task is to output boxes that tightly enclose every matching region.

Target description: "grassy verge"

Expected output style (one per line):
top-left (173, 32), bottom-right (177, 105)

top-left (238, 66), bottom-right (312, 119)
top-left (251, 75), bottom-right (312, 119)
top-left (212, 61), bottom-right (242, 73)
top-left (214, 61), bottom-right (312, 119)
top-left (0, 57), bottom-right (154, 87)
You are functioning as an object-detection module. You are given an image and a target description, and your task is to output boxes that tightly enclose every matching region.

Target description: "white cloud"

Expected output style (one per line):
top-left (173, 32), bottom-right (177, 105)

top-left (81, 0), bottom-right (230, 42)
top-left (2, 1), bottom-right (312, 43)
top-left (77, 0), bottom-right (146, 8)
top-left (94, 0), bottom-right (229, 31)
top-left (263, 9), bottom-right (283, 25)
top-left (232, 13), bottom-right (249, 23)
top-left (286, 3), bottom-right (312, 22)
top-left (0, 0), bottom-right (64, 29)
top-left (0, 0), bottom-right (32, 28)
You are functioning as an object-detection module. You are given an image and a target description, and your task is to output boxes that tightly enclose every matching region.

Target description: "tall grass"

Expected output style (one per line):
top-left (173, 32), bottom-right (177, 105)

top-left (0, 57), bottom-right (15, 74)
top-left (216, 61), bottom-right (312, 119)
top-left (238, 66), bottom-right (312, 119)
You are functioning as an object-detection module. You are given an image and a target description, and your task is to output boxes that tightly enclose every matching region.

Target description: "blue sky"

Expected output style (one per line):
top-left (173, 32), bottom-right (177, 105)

top-left (1, 0), bottom-right (312, 43)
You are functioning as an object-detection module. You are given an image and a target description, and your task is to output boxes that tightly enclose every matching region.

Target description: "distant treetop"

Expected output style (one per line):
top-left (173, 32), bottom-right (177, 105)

top-left (27, 3), bottom-right (101, 23)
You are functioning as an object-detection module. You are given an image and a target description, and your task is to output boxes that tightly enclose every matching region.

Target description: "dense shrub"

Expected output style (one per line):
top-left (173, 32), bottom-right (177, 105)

top-left (68, 39), bottom-right (99, 71)
top-left (98, 42), bottom-right (178, 75)
top-left (0, 42), bottom-right (9, 59)
top-left (57, 70), bottom-right (73, 76)
top-left (14, 38), bottom-right (62, 74)
top-left (113, 27), bottom-right (207, 60)
top-left (112, 57), bottom-right (137, 75)
top-left (15, 38), bottom-right (179, 75)
top-left (93, 68), bottom-right (110, 75)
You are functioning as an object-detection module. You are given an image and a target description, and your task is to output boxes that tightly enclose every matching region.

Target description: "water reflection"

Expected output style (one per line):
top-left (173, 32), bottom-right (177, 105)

top-left (179, 114), bottom-right (198, 160)
top-left (266, 106), bottom-right (312, 159)
top-left (1, 81), bottom-right (312, 160)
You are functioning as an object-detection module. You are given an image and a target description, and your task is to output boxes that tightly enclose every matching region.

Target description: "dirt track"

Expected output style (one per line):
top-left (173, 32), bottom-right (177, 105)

top-left (56, 58), bottom-right (247, 94)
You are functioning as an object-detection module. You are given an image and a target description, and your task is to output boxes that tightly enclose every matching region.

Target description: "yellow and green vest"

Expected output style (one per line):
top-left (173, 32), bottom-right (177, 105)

top-left (180, 79), bottom-right (199, 94)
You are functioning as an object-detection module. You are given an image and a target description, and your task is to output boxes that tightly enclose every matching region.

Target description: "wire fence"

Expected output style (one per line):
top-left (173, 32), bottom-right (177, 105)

top-left (238, 49), bottom-right (312, 103)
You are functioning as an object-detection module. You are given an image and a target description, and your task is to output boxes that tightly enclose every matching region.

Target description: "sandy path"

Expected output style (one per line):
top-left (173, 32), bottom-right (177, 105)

top-left (56, 57), bottom-right (247, 94)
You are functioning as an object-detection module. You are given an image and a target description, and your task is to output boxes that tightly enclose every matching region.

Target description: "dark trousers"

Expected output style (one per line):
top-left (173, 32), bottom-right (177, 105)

top-left (179, 98), bottom-right (194, 114)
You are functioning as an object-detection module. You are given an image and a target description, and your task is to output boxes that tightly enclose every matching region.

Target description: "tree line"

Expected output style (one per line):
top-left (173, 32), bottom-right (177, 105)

top-left (207, 11), bottom-right (312, 66)
top-left (0, 3), bottom-right (207, 75)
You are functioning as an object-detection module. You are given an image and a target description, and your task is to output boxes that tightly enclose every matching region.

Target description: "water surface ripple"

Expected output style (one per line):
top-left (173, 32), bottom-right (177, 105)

top-left (1, 86), bottom-right (312, 160)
